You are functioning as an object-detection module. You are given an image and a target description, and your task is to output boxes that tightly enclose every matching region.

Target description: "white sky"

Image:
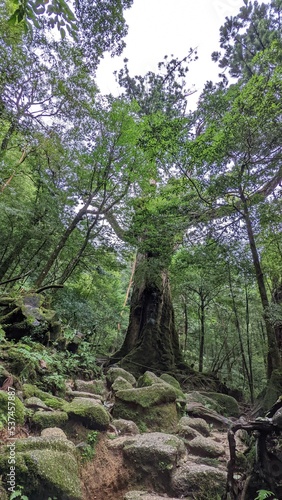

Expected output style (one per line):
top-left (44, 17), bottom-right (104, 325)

top-left (96, 0), bottom-right (264, 110)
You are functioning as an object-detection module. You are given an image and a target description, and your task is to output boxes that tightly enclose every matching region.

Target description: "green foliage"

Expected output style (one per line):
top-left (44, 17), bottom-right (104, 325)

top-left (9, 485), bottom-right (29, 499)
top-left (255, 490), bottom-right (278, 500)
top-left (80, 430), bottom-right (99, 462)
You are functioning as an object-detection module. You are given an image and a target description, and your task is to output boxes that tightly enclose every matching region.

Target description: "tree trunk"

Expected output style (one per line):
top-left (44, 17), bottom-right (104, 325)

top-left (110, 252), bottom-right (183, 377)
top-left (34, 202), bottom-right (91, 288)
top-left (241, 194), bottom-right (281, 378)
top-left (198, 292), bottom-right (205, 373)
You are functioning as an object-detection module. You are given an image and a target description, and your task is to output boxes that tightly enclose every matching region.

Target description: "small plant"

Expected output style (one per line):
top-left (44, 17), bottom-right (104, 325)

top-left (255, 490), bottom-right (278, 500)
top-left (81, 430), bottom-right (99, 462)
top-left (10, 485), bottom-right (29, 499)
top-left (158, 460), bottom-right (173, 471)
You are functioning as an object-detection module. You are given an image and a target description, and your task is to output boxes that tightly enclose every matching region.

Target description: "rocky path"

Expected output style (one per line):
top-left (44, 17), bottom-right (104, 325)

top-left (0, 366), bottom-right (245, 500)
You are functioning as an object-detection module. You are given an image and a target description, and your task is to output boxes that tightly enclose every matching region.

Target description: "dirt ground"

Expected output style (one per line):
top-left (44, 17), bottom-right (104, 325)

top-left (80, 435), bottom-right (133, 500)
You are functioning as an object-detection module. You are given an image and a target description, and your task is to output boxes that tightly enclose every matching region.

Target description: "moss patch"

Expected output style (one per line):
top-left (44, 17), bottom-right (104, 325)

top-left (22, 384), bottom-right (65, 409)
top-left (31, 410), bottom-right (68, 429)
top-left (64, 398), bottom-right (110, 429)
top-left (160, 373), bottom-right (181, 389)
top-left (0, 391), bottom-right (25, 425)
top-left (137, 372), bottom-right (185, 400)
top-left (106, 367), bottom-right (136, 386)
top-left (113, 399), bottom-right (178, 432)
top-left (199, 392), bottom-right (239, 417)
top-left (116, 384), bottom-right (177, 408)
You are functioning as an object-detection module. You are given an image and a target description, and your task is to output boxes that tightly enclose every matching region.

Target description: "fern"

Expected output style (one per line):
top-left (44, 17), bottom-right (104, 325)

top-left (255, 490), bottom-right (278, 500)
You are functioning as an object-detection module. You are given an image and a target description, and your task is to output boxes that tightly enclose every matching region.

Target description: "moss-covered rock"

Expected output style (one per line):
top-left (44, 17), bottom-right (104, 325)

top-left (113, 385), bottom-right (179, 432)
top-left (112, 418), bottom-right (139, 435)
top-left (123, 432), bottom-right (186, 492)
top-left (199, 391), bottom-right (239, 417)
top-left (25, 397), bottom-right (52, 411)
top-left (0, 390), bottom-right (25, 425)
top-left (171, 463), bottom-right (226, 499)
top-left (31, 410), bottom-right (68, 429)
top-left (138, 372), bottom-right (185, 400)
top-left (41, 427), bottom-right (68, 439)
top-left (106, 367), bottom-right (136, 386)
top-left (187, 436), bottom-right (225, 458)
top-left (0, 435), bottom-right (81, 500)
top-left (185, 391), bottom-right (222, 413)
top-left (159, 374), bottom-right (181, 390)
top-left (178, 416), bottom-right (210, 437)
top-left (64, 397), bottom-right (110, 429)
top-left (116, 385), bottom-right (177, 408)
top-left (112, 376), bottom-right (133, 392)
top-left (74, 379), bottom-right (106, 396)
top-left (1, 293), bottom-right (61, 343)
top-left (22, 384), bottom-right (65, 410)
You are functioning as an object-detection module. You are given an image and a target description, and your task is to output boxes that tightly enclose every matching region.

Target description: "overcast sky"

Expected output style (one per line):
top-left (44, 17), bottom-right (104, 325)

top-left (96, 0), bottom-right (264, 109)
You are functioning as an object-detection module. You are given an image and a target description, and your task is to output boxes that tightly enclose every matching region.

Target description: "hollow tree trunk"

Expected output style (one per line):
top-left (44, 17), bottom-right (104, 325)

top-left (110, 252), bottom-right (183, 377)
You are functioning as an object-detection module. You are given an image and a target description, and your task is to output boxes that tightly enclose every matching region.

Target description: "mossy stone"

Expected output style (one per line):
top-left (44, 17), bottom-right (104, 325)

top-left (74, 379), bottom-right (106, 396)
top-left (64, 397), bottom-right (110, 429)
top-left (116, 384), bottom-right (177, 408)
top-left (178, 416), bottom-right (210, 437)
top-left (31, 410), bottom-right (68, 429)
top-left (0, 436), bottom-right (81, 500)
top-left (113, 386), bottom-right (178, 432)
top-left (106, 367), bottom-right (136, 386)
top-left (160, 373), bottom-right (181, 389)
top-left (200, 392), bottom-right (239, 417)
top-left (112, 376), bottom-right (133, 392)
top-left (12, 450), bottom-right (80, 499)
top-left (0, 391), bottom-right (25, 425)
top-left (138, 371), bottom-right (185, 400)
top-left (22, 384), bottom-right (65, 409)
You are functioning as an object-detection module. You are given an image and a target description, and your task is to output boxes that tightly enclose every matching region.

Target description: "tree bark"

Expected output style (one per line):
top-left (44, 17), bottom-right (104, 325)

top-left (110, 252), bottom-right (183, 377)
top-left (240, 193), bottom-right (281, 378)
top-left (198, 291), bottom-right (205, 373)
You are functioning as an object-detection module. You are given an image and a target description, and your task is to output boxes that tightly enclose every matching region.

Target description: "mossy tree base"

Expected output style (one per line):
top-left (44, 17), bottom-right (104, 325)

top-left (110, 254), bottom-right (183, 378)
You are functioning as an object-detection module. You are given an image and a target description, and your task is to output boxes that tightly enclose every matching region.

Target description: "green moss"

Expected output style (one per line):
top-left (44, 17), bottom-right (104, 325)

top-left (31, 410), bottom-right (68, 429)
top-left (0, 391), bottom-right (25, 425)
top-left (1, 449), bottom-right (81, 500)
top-left (160, 373), bottom-right (181, 389)
top-left (106, 367), bottom-right (136, 386)
top-left (137, 371), bottom-right (185, 400)
top-left (200, 392), bottom-right (239, 417)
top-left (116, 384), bottom-right (177, 408)
top-left (113, 400), bottom-right (178, 432)
top-left (15, 436), bottom-right (76, 454)
top-left (64, 398), bottom-right (110, 429)
top-left (112, 376), bottom-right (133, 392)
top-left (22, 384), bottom-right (65, 409)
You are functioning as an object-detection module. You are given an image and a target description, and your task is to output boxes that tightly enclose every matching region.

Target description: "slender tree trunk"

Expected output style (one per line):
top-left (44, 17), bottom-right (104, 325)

top-left (198, 292), bottom-right (205, 373)
top-left (110, 252), bottom-right (183, 377)
top-left (182, 295), bottom-right (188, 353)
top-left (58, 214), bottom-right (101, 284)
top-left (240, 193), bottom-right (281, 378)
top-left (34, 202), bottom-right (91, 288)
top-left (228, 262), bottom-right (254, 400)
